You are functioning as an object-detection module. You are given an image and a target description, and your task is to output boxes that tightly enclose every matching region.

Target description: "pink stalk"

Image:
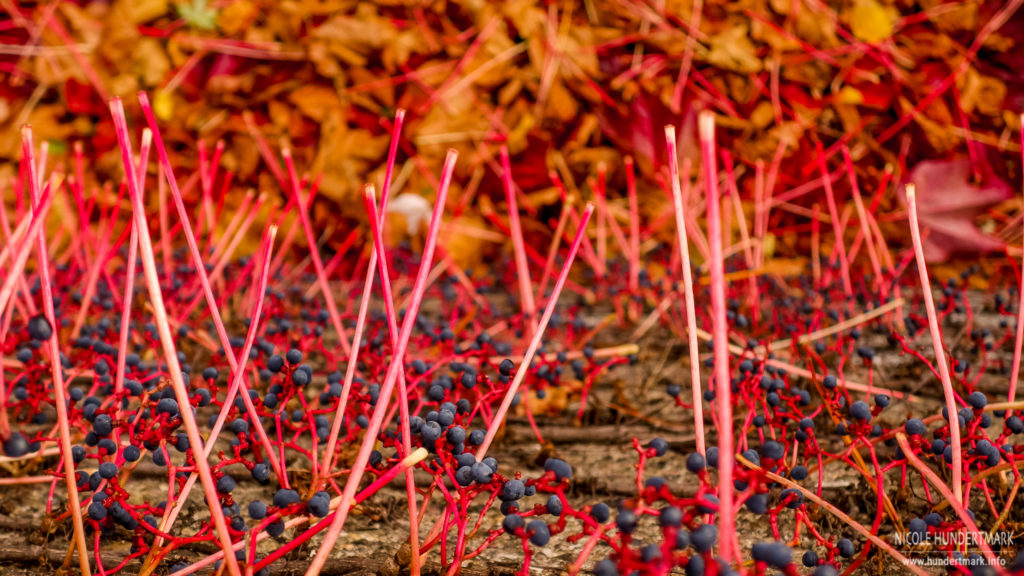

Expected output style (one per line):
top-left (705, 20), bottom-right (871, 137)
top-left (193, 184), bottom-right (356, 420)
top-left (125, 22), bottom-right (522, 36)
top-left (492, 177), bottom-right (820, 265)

top-left (207, 189), bottom-right (255, 265)
top-left (626, 157), bottom-right (640, 317)
top-left (905, 183), bottom-right (963, 504)
top-left (815, 142), bottom-right (853, 297)
top-left (156, 227), bottom-right (283, 548)
top-left (363, 186), bottom-right (423, 576)
top-left (842, 148), bottom-right (884, 298)
top-left (281, 149), bottom-right (352, 355)
top-left (136, 92), bottom-right (240, 374)
top-left (318, 106), bottom-right (408, 526)
top-left (377, 109), bottom-right (406, 211)
top-left (178, 194), bottom-right (266, 321)
top-left (594, 164), bottom-right (608, 278)
top-left (113, 129), bottom-right (151, 396)
top-left (536, 200), bottom-right (572, 298)
top-left (319, 239), bottom-right (377, 478)
top-left (665, 125), bottom-right (705, 456)
top-left (0, 193), bottom-right (39, 319)
top-left (500, 146), bottom-right (538, 335)
top-left (306, 150), bottom-right (457, 576)
top-left (158, 163), bottom-right (172, 279)
top-left (109, 98), bottom-right (242, 576)
top-left (0, 210), bottom-right (32, 269)
top-left (21, 127), bottom-right (91, 576)
top-left (698, 112), bottom-right (736, 563)
top-left (476, 203), bottom-right (594, 458)
top-left (0, 184), bottom-right (53, 322)
top-left (1010, 115), bottom-right (1024, 404)
top-left (173, 448), bottom-right (428, 576)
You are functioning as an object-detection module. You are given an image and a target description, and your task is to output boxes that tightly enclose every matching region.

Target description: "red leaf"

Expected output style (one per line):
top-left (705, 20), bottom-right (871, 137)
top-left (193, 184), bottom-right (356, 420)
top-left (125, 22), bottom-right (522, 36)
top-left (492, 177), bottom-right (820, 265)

top-left (904, 156), bottom-right (1012, 262)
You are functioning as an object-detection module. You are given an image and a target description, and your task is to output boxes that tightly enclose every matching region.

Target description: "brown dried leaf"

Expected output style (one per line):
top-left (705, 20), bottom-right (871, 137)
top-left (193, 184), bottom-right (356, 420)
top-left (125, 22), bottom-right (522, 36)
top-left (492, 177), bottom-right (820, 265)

top-left (312, 111), bottom-right (389, 204)
top-left (706, 24), bottom-right (761, 74)
top-left (288, 85), bottom-right (341, 122)
top-left (217, 0), bottom-right (258, 35)
top-left (958, 68), bottom-right (1006, 117)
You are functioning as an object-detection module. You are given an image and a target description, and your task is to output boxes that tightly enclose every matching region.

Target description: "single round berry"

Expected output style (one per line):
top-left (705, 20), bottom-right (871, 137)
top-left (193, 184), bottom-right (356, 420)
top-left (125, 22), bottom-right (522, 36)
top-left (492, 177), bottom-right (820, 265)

top-left (546, 495), bottom-right (563, 516)
top-left (500, 479), bottom-right (526, 501)
top-left (659, 506), bottom-right (682, 528)
top-left (292, 369), bottom-right (310, 387)
top-left (544, 458), bottom-right (572, 480)
top-left (905, 419), bottom-right (927, 436)
top-left (762, 440), bottom-right (784, 461)
top-left (590, 502), bottom-right (610, 523)
top-left (3, 432), bottom-right (30, 457)
top-left (498, 359), bottom-right (515, 375)
top-left (641, 544), bottom-right (661, 563)
top-left (98, 462), bottom-right (119, 480)
top-left (968, 391), bottom-right (988, 409)
top-left (791, 465), bottom-right (808, 481)
top-left (27, 315), bottom-right (53, 341)
top-left (685, 453), bottom-right (706, 472)
top-left (850, 401), bottom-right (872, 420)
top-left (615, 509), bottom-right (637, 534)
top-left (93, 414), bottom-right (113, 436)
top-left (471, 462), bottom-right (493, 483)
top-left (307, 491), bottom-right (330, 517)
top-left (802, 550), bottom-right (819, 567)
top-left (648, 437), bottom-right (669, 457)
top-left (691, 524), bottom-right (718, 553)
top-left (217, 475), bottom-right (236, 493)
top-left (88, 502), bottom-right (107, 521)
top-left (249, 500), bottom-right (267, 519)
top-left (252, 463), bottom-right (271, 483)
top-left (526, 519), bottom-right (550, 546)
top-left (267, 355), bottom-right (285, 373)
top-left (502, 513), bottom-right (524, 535)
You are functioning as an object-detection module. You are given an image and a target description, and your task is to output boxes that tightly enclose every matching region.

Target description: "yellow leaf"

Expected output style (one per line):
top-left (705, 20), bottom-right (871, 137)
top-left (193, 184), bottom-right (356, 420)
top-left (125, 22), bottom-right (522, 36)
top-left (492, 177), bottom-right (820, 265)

top-left (836, 86), bottom-right (864, 105)
top-left (849, 0), bottom-right (895, 44)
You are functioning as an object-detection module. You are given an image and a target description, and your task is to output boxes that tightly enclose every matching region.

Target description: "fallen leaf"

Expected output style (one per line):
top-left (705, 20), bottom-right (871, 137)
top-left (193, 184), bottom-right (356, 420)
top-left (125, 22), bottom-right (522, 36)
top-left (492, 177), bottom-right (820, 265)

top-left (706, 24), bottom-right (762, 75)
top-left (849, 0), bottom-right (896, 44)
top-left (904, 156), bottom-right (1012, 262)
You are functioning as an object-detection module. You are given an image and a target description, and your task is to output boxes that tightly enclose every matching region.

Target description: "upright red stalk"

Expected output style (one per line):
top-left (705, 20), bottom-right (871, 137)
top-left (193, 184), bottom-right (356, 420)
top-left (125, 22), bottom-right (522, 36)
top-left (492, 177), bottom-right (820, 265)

top-left (319, 109), bottom-right (406, 481)
top-left (665, 125), bottom-right (705, 456)
top-left (281, 148), bottom-right (352, 355)
top-left (0, 187), bottom-right (53, 324)
top-left (305, 150), bottom-right (458, 576)
top-left (1009, 115), bottom-right (1024, 405)
top-left (698, 112), bottom-right (736, 563)
top-left (109, 98), bottom-right (242, 576)
top-left (905, 183), bottom-right (963, 504)
top-left (363, 186), bottom-right (423, 576)
top-left (476, 203), bottom-right (594, 458)
top-left (22, 126), bottom-right (91, 576)
top-left (815, 141), bottom-right (853, 298)
top-left (626, 156), bottom-right (640, 319)
top-left (113, 129), bottom-right (150, 396)
top-left (500, 146), bottom-right (538, 335)
top-left (136, 92), bottom-right (240, 374)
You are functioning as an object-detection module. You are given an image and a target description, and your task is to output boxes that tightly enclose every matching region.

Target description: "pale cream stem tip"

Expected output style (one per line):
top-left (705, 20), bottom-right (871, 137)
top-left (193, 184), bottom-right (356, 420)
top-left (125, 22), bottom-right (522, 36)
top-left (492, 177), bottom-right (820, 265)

top-left (698, 111), bottom-right (716, 142)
